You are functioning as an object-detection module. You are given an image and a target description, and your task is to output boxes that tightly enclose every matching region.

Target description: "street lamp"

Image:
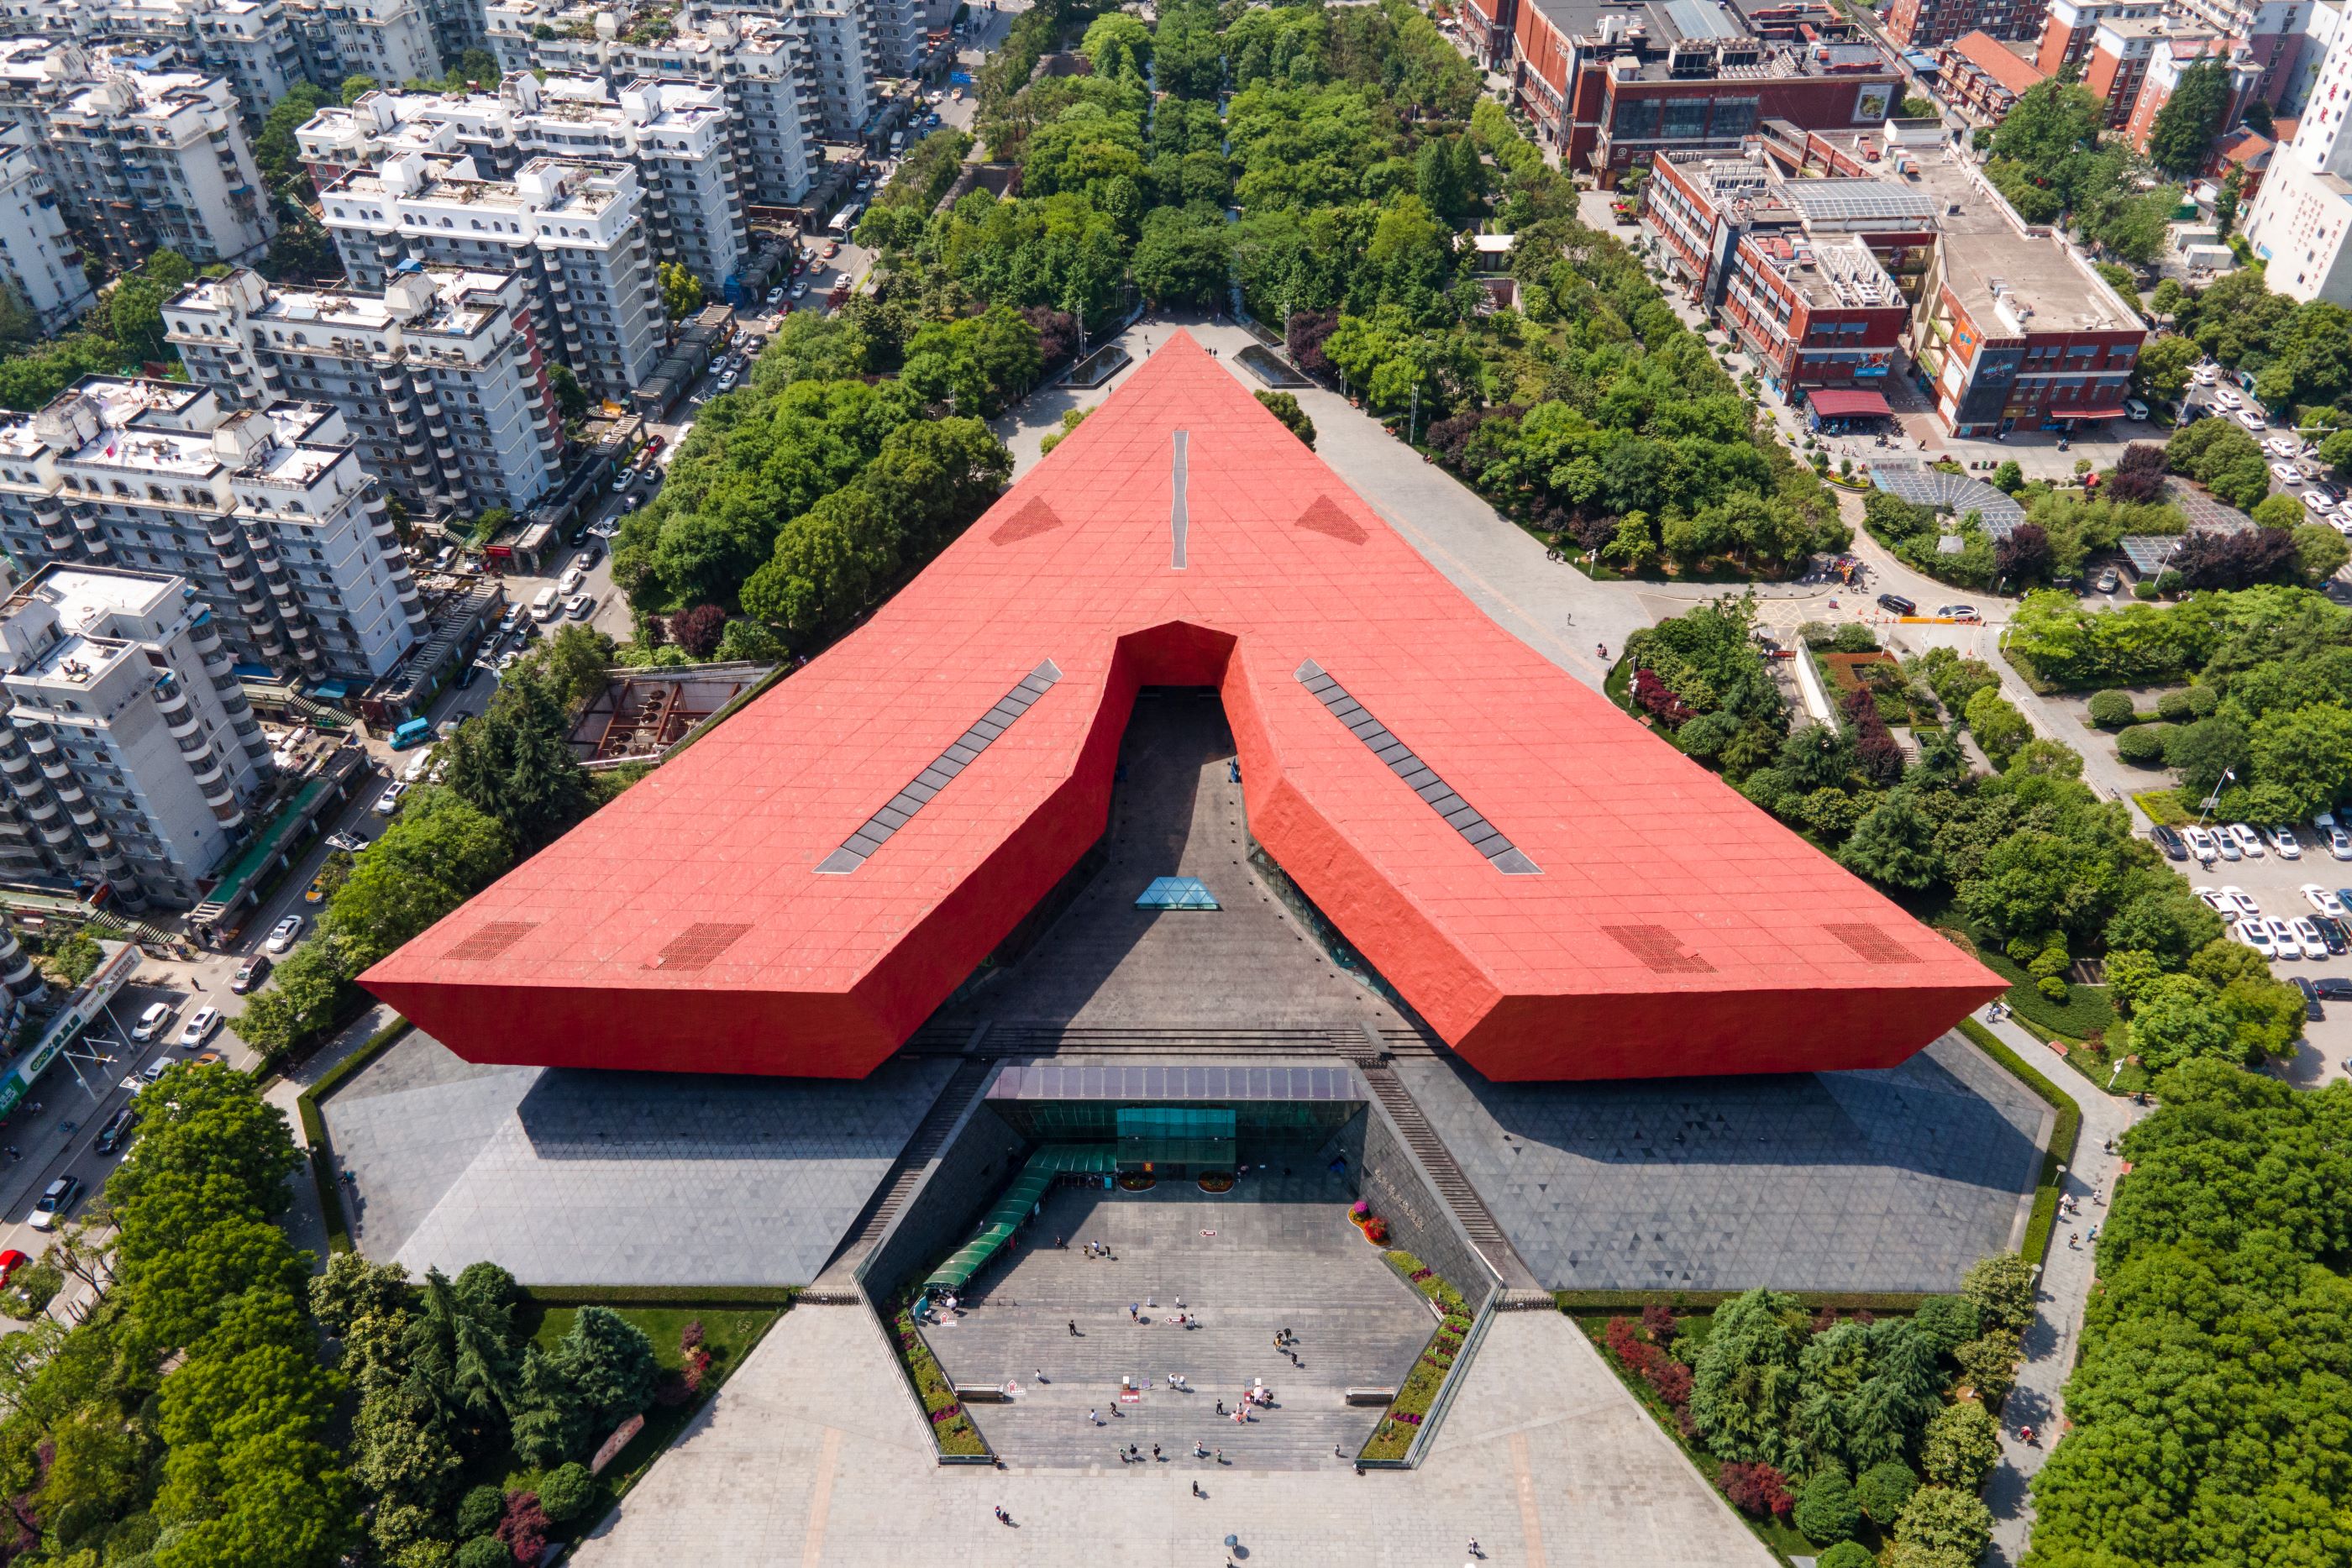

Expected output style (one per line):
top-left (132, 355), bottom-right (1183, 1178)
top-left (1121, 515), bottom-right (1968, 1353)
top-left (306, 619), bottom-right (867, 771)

top-left (2197, 768), bottom-right (2234, 826)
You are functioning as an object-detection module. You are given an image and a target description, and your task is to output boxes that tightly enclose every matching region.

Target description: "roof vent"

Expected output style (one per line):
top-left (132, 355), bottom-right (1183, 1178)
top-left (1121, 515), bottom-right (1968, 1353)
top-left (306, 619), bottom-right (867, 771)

top-left (1822, 923), bottom-right (1920, 963)
top-left (1600, 925), bottom-right (1714, 974)
top-left (1296, 496), bottom-right (1367, 544)
top-left (442, 920), bottom-right (538, 960)
top-left (648, 920), bottom-right (753, 971)
top-left (989, 496), bottom-right (1063, 545)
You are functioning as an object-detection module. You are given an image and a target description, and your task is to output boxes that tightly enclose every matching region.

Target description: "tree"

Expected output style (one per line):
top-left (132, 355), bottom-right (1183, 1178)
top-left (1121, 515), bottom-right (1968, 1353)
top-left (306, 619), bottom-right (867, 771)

top-left (556, 1306), bottom-right (658, 1428)
top-left (1993, 459), bottom-right (2024, 493)
top-left (1130, 207), bottom-right (1230, 307)
top-left (445, 669), bottom-right (593, 850)
top-left (1254, 391), bottom-right (1315, 448)
top-left (1961, 1254), bottom-right (2037, 1333)
top-left (548, 364), bottom-right (589, 419)
top-left (1963, 687), bottom-right (2031, 770)
top-left (1893, 1485), bottom-right (1993, 1566)
top-left (1794, 1466), bottom-right (1860, 1544)
top-left (537, 1462), bottom-right (594, 1523)
top-left (2147, 60), bottom-right (2233, 177)
top-left (1816, 1544), bottom-right (1877, 1568)
top-left (1995, 522), bottom-right (2052, 585)
top-left (1920, 1401), bottom-right (2002, 1492)
top-left (659, 262), bottom-right (703, 321)
top-left (2294, 522), bottom-right (2351, 585)
top-left (310, 1251), bottom-right (412, 1340)
top-left (321, 788), bottom-right (513, 969)
top-left (2133, 333), bottom-right (2200, 403)
top-left (1838, 789), bottom-right (1939, 889)
top-left (340, 75), bottom-right (379, 106)
top-left (1856, 1459), bottom-right (1919, 1523)
top-left (668, 604), bottom-right (726, 658)
top-left (1691, 1289), bottom-right (1808, 1468)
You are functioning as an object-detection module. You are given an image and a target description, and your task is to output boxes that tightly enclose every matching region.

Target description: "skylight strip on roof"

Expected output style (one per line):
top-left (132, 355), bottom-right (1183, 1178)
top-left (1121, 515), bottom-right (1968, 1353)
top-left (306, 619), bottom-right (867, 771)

top-left (1294, 659), bottom-right (1540, 875)
top-left (1170, 429), bottom-right (1189, 570)
top-left (813, 660), bottom-right (1063, 874)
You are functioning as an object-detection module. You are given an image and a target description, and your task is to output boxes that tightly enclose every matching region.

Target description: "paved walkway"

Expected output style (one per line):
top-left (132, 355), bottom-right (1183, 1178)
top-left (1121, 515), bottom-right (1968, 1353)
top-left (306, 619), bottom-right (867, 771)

top-left (1971, 1009), bottom-right (2140, 1568)
top-left (571, 1301), bottom-right (1777, 1567)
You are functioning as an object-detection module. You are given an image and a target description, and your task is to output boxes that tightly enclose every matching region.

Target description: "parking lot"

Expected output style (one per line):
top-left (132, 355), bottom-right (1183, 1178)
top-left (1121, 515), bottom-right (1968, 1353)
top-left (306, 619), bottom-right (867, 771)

top-left (2162, 816), bottom-right (2352, 1086)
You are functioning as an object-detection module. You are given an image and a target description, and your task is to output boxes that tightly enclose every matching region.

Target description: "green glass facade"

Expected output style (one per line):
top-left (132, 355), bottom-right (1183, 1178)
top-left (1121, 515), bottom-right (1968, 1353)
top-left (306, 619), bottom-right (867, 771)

top-left (1116, 1106), bottom-right (1236, 1173)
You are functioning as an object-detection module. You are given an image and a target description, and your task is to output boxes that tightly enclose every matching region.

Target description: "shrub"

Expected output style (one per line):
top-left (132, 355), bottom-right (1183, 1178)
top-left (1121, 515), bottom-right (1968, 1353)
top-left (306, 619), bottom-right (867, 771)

top-left (496, 1493), bottom-right (551, 1565)
top-left (1894, 1485), bottom-right (1995, 1564)
top-left (1831, 622), bottom-right (1879, 653)
top-left (668, 603), bottom-right (726, 658)
top-left (456, 1539), bottom-right (510, 1568)
top-left (2155, 689), bottom-right (2197, 722)
top-left (1921, 1401), bottom-right (2003, 1492)
top-left (457, 1487), bottom-right (507, 1539)
top-left (1963, 1254), bottom-right (2038, 1332)
top-left (1798, 621), bottom-right (1837, 649)
top-left (1816, 1543), bottom-right (1878, 1568)
top-left (2116, 723), bottom-right (2171, 765)
top-left (2087, 689), bottom-right (2136, 727)
top-left (1794, 1466), bottom-right (1861, 1544)
top-left (537, 1462), bottom-right (595, 1523)
top-left (1857, 1459), bottom-right (1920, 1523)
top-left (1719, 1460), bottom-right (1794, 1519)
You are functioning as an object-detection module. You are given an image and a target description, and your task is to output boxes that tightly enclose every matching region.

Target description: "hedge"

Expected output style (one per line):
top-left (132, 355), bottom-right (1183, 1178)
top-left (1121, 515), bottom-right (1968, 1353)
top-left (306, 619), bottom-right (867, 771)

top-left (296, 1015), bottom-right (412, 1253)
top-left (1958, 1016), bottom-right (2082, 1268)
top-left (1554, 1289), bottom-right (1937, 1313)
top-left (518, 1286), bottom-right (802, 1309)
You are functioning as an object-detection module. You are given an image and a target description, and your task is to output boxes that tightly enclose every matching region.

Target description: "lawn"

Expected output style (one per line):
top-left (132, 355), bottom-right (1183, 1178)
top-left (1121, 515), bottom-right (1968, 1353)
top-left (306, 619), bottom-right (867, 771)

top-left (513, 1303), bottom-right (785, 1494)
top-left (1961, 942), bottom-right (2118, 1041)
top-left (2131, 789), bottom-right (2192, 826)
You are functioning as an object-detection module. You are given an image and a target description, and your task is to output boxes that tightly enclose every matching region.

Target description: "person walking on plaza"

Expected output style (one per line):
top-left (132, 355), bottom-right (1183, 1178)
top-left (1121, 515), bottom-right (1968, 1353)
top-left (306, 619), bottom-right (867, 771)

top-left (1068, 1320), bottom-right (1079, 1336)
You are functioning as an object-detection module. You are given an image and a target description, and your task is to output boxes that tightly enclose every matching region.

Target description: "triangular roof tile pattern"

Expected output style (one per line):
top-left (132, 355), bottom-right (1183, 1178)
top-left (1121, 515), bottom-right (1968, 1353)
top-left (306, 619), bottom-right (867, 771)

top-left (362, 335), bottom-right (2004, 1081)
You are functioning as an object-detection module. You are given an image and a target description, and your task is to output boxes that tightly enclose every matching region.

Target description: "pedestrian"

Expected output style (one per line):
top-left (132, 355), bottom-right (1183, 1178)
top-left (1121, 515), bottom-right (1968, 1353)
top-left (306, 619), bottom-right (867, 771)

top-left (1468, 1536), bottom-right (1481, 1558)
top-left (1152, 1444), bottom-right (1161, 1461)
top-left (1089, 1408), bottom-right (1100, 1426)
top-left (1037, 1367), bottom-right (1048, 1384)
top-left (1334, 1443), bottom-right (1344, 1459)
top-left (1068, 1320), bottom-right (1079, 1336)
top-left (1216, 1400), bottom-right (1226, 1416)
top-left (1192, 1480), bottom-right (1205, 1498)
top-left (1130, 1303), bottom-right (1139, 1323)
top-left (1215, 1448), bottom-right (1224, 1465)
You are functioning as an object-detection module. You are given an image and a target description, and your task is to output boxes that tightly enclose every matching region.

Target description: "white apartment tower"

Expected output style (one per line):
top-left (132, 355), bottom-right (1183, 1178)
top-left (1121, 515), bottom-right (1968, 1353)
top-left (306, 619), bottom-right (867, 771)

top-left (0, 562), bottom-right (274, 909)
top-left (286, 0), bottom-right (444, 92)
top-left (485, 3), bottom-right (821, 197)
top-left (0, 123), bottom-right (94, 328)
top-left (2242, 16), bottom-right (2352, 301)
top-left (319, 149), bottom-right (665, 398)
top-left (165, 263), bottom-right (566, 514)
top-left (0, 378), bottom-right (428, 685)
top-left (299, 72), bottom-right (750, 290)
top-left (43, 66), bottom-right (274, 269)
top-left (98, 0), bottom-right (309, 123)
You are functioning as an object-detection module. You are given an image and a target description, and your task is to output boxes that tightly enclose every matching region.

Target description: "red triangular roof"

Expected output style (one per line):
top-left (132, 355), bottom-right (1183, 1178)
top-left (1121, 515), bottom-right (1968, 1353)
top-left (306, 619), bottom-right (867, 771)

top-left (363, 333), bottom-right (2000, 1081)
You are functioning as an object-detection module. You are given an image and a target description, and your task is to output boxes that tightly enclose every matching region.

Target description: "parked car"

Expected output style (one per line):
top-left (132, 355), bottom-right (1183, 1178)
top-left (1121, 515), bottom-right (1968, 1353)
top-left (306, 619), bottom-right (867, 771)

top-left (129, 1001), bottom-right (173, 1042)
top-left (2304, 884), bottom-right (2349, 919)
top-left (2094, 566), bottom-right (2120, 593)
top-left (2293, 975), bottom-right (2326, 1021)
top-left (93, 1107), bottom-right (136, 1156)
top-left (2270, 826), bottom-right (2305, 858)
top-left (2333, 826), bottom-right (2352, 860)
top-left (564, 593), bottom-right (595, 620)
top-left (1877, 592), bottom-right (1917, 616)
top-left (2182, 824), bottom-right (2220, 863)
top-left (373, 781), bottom-right (408, 816)
top-left (2313, 976), bottom-right (2352, 999)
top-left (176, 1006), bottom-right (220, 1048)
top-left (265, 915), bottom-right (303, 953)
top-left (2272, 462), bottom-right (2302, 485)
top-left (764, 286), bottom-right (785, 307)
top-left (0, 1250), bottom-right (24, 1287)
top-left (2293, 915), bottom-right (2329, 956)
top-left (2310, 915), bottom-right (2349, 954)
top-left (2151, 823), bottom-right (2187, 860)
top-left (29, 1176), bottom-right (80, 1231)
top-left (231, 953), bottom-right (271, 994)
top-left (2214, 828), bottom-right (2243, 861)
top-left (2267, 916), bottom-right (2306, 958)
top-left (2237, 917), bottom-right (2278, 957)
top-left (2217, 885), bottom-right (2261, 917)
top-left (141, 1057), bottom-right (170, 1083)
top-left (2228, 823), bottom-right (2266, 857)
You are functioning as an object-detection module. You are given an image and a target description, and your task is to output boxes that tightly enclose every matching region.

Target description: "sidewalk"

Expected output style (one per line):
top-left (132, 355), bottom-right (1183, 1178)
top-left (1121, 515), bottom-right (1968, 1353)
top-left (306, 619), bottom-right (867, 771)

top-left (1970, 1009), bottom-right (2141, 1568)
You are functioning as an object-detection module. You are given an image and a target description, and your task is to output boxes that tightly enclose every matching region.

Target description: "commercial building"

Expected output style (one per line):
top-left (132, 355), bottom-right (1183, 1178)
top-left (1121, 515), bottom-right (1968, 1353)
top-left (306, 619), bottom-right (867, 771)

top-left (1644, 147), bottom-right (1928, 402)
top-left (1504, 0), bottom-right (1903, 181)
top-left (0, 123), bottom-right (95, 328)
top-left (485, 2), bottom-right (824, 191)
top-left (0, 377), bottom-right (427, 684)
top-left (0, 562), bottom-right (275, 908)
top-left (298, 71), bottom-right (749, 293)
top-left (361, 335), bottom-right (2004, 1083)
top-left (1935, 29), bottom-right (2048, 123)
top-left (40, 65), bottom-right (274, 269)
top-left (319, 149), bottom-right (665, 399)
top-left (165, 262), bottom-right (565, 516)
top-left (2242, 13), bottom-right (2352, 298)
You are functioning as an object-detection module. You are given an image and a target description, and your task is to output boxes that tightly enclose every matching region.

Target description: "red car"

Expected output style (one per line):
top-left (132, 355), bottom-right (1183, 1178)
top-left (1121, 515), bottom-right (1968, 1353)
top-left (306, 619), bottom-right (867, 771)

top-left (0, 1249), bottom-right (28, 1288)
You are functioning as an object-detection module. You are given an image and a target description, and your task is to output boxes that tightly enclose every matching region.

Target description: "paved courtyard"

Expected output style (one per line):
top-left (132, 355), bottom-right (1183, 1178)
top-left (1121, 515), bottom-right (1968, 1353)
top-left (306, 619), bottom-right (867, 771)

top-left (570, 1300), bottom-right (1777, 1568)
top-left (1415, 1031), bottom-right (2050, 1293)
top-left (926, 1170), bottom-right (1435, 1469)
top-left (321, 1034), bottom-right (954, 1284)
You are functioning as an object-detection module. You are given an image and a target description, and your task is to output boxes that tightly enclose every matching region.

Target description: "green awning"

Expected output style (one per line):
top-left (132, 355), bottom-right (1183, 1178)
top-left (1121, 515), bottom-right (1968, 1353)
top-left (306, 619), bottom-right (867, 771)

top-left (922, 1143), bottom-right (1114, 1294)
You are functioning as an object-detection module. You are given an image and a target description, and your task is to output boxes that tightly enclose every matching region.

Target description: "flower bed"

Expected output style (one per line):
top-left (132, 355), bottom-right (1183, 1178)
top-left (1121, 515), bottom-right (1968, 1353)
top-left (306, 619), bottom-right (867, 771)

top-left (888, 1298), bottom-right (987, 1456)
top-left (1347, 1199), bottom-right (1391, 1245)
top-left (1360, 1251), bottom-right (1477, 1461)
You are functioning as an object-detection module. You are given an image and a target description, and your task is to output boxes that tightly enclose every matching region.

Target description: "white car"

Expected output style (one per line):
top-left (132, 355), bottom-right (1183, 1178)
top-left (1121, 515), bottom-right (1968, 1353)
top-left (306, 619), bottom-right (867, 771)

top-left (2267, 916), bottom-right (2305, 959)
top-left (2239, 917), bottom-right (2278, 957)
top-left (2215, 386), bottom-right (2244, 409)
top-left (129, 1001), bottom-right (173, 1041)
top-left (265, 915), bottom-right (303, 953)
top-left (764, 287), bottom-right (785, 307)
top-left (2239, 409), bottom-right (2268, 433)
top-left (2266, 437), bottom-right (2301, 458)
top-left (2192, 884), bottom-right (2225, 911)
top-left (2271, 462), bottom-right (2302, 486)
top-left (2293, 915), bottom-right (2328, 953)
top-left (2228, 824), bottom-right (2265, 857)
top-left (141, 1057), bottom-right (170, 1083)
top-left (28, 1177), bottom-right (79, 1232)
top-left (2183, 825), bottom-right (2220, 863)
top-left (402, 745), bottom-right (436, 784)
top-left (176, 1006), bottom-right (220, 1048)
top-left (2329, 826), bottom-right (2352, 861)
top-left (373, 781), bottom-right (409, 816)
top-left (2218, 884), bottom-right (2261, 918)
top-left (2214, 829), bottom-right (2243, 861)
top-left (2304, 884), bottom-right (2349, 919)
top-left (717, 370), bottom-right (738, 391)
top-left (2269, 826), bottom-right (2305, 858)
top-left (790, 281), bottom-right (810, 299)
top-left (2192, 364), bottom-right (2218, 385)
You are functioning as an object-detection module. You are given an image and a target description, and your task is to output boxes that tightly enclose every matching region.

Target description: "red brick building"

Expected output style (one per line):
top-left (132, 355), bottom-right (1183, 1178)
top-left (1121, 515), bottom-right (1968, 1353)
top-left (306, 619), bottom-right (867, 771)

top-left (1884, 0), bottom-right (2049, 53)
top-left (1935, 29), bottom-right (2050, 123)
top-left (2033, 0), bottom-right (2163, 74)
top-left (1506, 1), bottom-right (1902, 181)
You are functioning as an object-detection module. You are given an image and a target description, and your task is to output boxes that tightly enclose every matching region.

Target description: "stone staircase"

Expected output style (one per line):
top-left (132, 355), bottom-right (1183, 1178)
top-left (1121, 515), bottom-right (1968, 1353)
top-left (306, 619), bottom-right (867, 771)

top-left (1344, 1029), bottom-right (1538, 1290)
top-left (807, 1050), bottom-right (995, 1298)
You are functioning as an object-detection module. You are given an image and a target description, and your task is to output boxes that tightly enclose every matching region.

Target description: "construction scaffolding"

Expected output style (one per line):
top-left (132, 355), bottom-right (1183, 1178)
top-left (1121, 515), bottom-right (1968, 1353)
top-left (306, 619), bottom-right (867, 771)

top-left (566, 661), bottom-right (778, 765)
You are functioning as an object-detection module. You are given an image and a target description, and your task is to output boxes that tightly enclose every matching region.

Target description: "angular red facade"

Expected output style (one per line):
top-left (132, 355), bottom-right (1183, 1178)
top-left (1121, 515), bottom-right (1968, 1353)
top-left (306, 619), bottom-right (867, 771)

top-left (361, 336), bottom-right (2003, 1082)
